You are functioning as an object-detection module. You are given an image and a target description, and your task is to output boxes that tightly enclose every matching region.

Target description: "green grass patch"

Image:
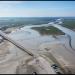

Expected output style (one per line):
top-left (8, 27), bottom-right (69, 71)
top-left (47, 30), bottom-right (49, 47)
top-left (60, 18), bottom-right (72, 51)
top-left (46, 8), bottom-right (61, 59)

top-left (31, 26), bottom-right (65, 35)
top-left (62, 19), bottom-right (75, 30)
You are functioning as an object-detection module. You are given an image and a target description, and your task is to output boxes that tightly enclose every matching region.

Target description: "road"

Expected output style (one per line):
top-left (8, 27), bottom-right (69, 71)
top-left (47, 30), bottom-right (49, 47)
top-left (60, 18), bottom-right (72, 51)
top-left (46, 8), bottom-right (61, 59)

top-left (0, 31), bottom-right (64, 74)
top-left (0, 30), bottom-right (36, 57)
top-left (0, 22), bottom-right (75, 74)
top-left (0, 30), bottom-right (57, 74)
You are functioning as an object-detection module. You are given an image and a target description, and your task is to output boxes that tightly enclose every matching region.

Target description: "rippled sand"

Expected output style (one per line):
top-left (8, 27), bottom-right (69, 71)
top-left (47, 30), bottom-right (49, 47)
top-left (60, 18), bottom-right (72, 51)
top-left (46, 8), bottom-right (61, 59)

top-left (0, 24), bottom-right (75, 74)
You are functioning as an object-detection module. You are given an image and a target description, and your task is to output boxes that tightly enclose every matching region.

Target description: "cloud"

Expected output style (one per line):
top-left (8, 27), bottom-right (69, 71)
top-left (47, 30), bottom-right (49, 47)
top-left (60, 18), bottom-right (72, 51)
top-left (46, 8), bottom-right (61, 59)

top-left (0, 8), bottom-right (75, 17)
top-left (0, 1), bottom-right (23, 9)
top-left (0, 1), bottom-right (23, 4)
top-left (0, 1), bottom-right (75, 17)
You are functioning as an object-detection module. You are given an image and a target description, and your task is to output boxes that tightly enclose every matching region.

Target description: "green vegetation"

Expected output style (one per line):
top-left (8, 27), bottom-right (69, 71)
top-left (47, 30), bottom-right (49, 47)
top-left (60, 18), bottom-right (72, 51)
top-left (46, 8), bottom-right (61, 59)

top-left (0, 17), bottom-right (57, 31)
top-left (62, 19), bottom-right (75, 30)
top-left (31, 26), bottom-right (65, 35)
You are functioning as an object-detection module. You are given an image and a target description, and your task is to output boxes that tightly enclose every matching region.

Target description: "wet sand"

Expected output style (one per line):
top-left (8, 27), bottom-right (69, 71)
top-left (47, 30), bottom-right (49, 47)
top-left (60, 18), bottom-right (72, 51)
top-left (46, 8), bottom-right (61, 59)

top-left (0, 24), bottom-right (75, 74)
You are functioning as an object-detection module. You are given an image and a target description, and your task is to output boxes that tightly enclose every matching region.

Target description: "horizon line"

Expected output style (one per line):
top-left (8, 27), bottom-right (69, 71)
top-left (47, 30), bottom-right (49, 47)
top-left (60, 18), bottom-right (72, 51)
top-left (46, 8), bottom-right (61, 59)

top-left (0, 16), bottom-right (75, 17)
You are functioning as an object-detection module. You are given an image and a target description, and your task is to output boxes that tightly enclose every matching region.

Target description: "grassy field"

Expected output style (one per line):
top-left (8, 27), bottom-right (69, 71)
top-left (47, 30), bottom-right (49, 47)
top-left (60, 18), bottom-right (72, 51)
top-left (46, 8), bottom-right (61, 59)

top-left (62, 19), bottom-right (75, 30)
top-left (31, 26), bottom-right (65, 35)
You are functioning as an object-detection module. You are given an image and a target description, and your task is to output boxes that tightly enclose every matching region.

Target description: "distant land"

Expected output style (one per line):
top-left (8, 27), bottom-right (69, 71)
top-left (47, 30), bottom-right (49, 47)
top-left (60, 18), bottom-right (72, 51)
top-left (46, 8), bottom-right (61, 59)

top-left (0, 17), bottom-right (75, 31)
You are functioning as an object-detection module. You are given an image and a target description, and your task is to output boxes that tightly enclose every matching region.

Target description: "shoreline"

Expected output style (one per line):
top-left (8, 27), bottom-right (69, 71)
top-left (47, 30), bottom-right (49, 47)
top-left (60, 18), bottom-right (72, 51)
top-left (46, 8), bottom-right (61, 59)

top-left (0, 24), bottom-right (75, 74)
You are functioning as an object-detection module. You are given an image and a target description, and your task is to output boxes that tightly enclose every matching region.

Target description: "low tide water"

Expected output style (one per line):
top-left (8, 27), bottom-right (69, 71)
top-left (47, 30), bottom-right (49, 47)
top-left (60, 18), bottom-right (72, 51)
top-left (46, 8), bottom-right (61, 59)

top-left (8, 25), bottom-right (56, 50)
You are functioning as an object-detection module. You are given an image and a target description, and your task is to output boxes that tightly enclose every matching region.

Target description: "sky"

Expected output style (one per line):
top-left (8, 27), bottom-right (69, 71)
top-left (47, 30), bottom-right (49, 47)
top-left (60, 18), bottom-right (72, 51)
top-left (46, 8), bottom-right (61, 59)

top-left (0, 1), bottom-right (75, 17)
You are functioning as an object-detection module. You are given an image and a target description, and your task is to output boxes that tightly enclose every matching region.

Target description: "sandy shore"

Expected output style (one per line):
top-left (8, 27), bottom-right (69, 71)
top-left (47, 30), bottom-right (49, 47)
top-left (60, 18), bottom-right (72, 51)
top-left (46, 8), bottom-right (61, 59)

top-left (0, 25), bottom-right (75, 74)
top-left (0, 40), bottom-right (32, 74)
